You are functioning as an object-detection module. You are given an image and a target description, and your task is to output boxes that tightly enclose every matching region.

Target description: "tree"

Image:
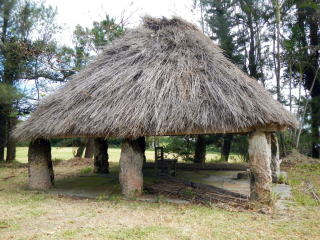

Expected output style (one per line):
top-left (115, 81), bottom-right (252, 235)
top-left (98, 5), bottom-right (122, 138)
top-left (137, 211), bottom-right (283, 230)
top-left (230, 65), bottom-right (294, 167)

top-left (194, 135), bottom-right (206, 163)
top-left (0, 0), bottom-right (63, 161)
top-left (272, 0), bottom-right (283, 101)
top-left (166, 136), bottom-right (195, 161)
top-left (291, 0), bottom-right (320, 158)
top-left (220, 134), bottom-right (233, 162)
top-left (0, 83), bottom-right (21, 160)
top-left (198, 0), bottom-right (250, 161)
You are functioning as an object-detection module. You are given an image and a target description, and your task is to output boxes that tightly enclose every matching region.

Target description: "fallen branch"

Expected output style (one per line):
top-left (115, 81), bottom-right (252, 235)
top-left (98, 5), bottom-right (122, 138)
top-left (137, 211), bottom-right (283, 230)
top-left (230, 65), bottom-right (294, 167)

top-left (1, 175), bottom-right (16, 180)
top-left (306, 181), bottom-right (320, 202)
top-left (145, 178), bottom-right (249, 208)
top-left (143, 162), bottom-right (248, 171)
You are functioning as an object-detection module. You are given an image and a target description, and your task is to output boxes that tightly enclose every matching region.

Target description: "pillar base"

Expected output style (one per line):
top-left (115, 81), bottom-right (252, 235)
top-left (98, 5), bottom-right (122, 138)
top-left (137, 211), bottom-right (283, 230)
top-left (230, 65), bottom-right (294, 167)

top-left (249, 131), bottom-right (272, 203)
top-left (28, 139), bottom-right (54, 190)
top-left (119, 139), bottom-right (144, 198)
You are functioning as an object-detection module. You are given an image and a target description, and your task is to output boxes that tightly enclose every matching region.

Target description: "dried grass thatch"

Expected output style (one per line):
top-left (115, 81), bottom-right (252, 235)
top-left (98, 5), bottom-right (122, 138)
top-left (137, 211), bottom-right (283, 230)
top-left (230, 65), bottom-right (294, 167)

top-left (13, 16), bottom-right (297, 141)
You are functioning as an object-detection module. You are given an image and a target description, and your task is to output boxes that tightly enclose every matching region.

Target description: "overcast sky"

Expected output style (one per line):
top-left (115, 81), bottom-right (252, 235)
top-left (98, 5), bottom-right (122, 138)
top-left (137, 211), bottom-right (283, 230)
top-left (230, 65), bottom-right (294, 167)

top-left (46, 0), bottom-right (200, 46)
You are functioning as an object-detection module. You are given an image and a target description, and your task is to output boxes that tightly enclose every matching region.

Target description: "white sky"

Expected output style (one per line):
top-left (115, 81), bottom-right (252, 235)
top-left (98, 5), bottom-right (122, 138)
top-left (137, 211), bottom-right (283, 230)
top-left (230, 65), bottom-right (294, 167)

top-left (46, 0), bottom-right (200, 46)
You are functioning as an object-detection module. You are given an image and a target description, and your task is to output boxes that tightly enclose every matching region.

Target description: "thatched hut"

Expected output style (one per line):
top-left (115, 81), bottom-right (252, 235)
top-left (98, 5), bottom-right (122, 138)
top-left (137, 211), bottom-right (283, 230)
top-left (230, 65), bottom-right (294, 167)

top-left (13, 17), bottom-right (297, 202)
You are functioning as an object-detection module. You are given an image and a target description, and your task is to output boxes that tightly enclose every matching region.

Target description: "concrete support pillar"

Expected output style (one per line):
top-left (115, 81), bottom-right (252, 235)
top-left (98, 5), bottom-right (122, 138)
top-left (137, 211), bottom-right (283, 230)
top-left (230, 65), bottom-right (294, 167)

top-left (119, 138), bottom-right (144, 198)
top-left (94, 138), bottom-right (109, 173)
top-left (248, 131), bottom-right (272, 203)
top-left (28, 138), bottom-right (54, 189)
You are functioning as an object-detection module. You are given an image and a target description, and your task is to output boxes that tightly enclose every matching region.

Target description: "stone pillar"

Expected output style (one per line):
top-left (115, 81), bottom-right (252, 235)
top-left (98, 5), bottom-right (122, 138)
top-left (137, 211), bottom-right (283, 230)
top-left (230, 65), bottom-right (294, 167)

top-left (84, 138), bottom-right (94, 158)
top-left (270, 133), bottom-right (280, 183)
top-left (28, 138), bottom-right (54, 189)
top-left (248, 131), bottom-right (272, 203)
top-left (119, 138), bottom-right (144, 198)
top-left (94, 138), bottom-right (109, 173)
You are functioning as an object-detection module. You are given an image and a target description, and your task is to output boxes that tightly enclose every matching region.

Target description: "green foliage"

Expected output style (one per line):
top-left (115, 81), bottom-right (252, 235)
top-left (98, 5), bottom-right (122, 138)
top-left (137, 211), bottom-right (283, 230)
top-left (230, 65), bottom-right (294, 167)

top-left (0, 83), bottom-right (22, 105)
top-left (201, 0), bottom-right (242, 63)
top-left (164, 136), bottom-right (196, 161)
top-left (230, 135), bottom-right (249, 162)
top-left (0, 0), bottom-right (60, 83)
top-left (91, 15), bottom-right (125, 49)
top-left (0, 0), bottom-right (65, 140)
top-left (72, 14), bottom-right (125, 56)
top-left (277, 174), bottom-right (288, 184)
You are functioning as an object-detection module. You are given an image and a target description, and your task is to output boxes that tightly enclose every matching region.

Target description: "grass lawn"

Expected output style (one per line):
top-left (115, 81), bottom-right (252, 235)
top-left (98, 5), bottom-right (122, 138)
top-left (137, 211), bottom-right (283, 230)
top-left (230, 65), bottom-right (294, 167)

top-left (10, 147), bottom-right (241, 163)
top-left (0, 149), bottom-right (319, 239)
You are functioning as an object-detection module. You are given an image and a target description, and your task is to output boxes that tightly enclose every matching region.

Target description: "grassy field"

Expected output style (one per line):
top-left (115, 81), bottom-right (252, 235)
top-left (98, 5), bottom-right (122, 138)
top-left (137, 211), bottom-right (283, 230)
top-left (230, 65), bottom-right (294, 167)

top-left (0, 150), bottom-right (319, 239)
top-left (10, 147), bottom-right (241, 163)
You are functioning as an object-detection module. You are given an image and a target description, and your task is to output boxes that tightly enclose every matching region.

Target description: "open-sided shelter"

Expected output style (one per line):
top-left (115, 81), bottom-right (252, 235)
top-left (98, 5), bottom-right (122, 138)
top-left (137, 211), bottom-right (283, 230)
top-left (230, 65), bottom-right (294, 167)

top-left (13, 17), bottom-right (297, 202)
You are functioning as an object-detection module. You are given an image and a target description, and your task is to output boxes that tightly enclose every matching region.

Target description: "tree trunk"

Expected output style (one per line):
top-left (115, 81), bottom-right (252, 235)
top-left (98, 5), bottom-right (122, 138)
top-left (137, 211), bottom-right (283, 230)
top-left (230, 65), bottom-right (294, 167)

top-left (75, 145), bottom-right (85, 158)
top-left (94, 138), bottom-right (109, 173)
top-left (220, 134), bottom-right (233, 162)
top-left (6, 116), bottom-right (17, 162)
top-left (194, 135), bottom-right (206, 163)
top-left (307, 1), bottom-right (320, 158)
top-left (296, 0), bottom-right (320, 158)
top-left (278, 132), bottom-right (287, 158)
top-left (273, 0), bottom-right (282, 101)
top-left (119, 138), bottom-right (144, 198)
top-left (310, 97), bottom-right (320, 158)
top-left (289, 63), bottom-right (293, 112)
top-left (0, 105), bottom-right (7, 162)
top-left (28, 138), bottom-right (54, 189)
top-left (239, 0), bottom-right (257, 79)
top-left (137, 136), bottom-right (146, 163)
top-left (75, 138), bottom-right (86, 158)
top-left (84, 138), bottom-right (94, 158)
top-left (270, 133), bottom-right (280, 183)
top-left (6, 138), bottom-right (16, 162)
top-left (248, 131), bottom-right (272, 203)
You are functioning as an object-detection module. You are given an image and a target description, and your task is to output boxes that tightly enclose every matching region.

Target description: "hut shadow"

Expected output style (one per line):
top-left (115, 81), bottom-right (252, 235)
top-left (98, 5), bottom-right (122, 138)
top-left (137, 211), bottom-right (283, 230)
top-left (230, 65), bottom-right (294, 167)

top-left (50, 163), bottom-right (122, 199)
top-left (49, 162), bottom-right (252, 200)
top-left (174, 170), bottom-right (251, 196)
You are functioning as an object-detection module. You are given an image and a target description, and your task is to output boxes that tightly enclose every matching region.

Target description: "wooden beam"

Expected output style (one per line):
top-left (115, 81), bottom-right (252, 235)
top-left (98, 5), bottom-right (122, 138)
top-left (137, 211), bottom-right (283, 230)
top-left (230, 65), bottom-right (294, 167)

top-left (143, 162), bottom-right (248, 171)
top-left (28, 138), bottom-right (54, 189)
top-left (94, 138), bottom-right (109, 173)
top-left (248, 131), bottom-right (272, 203)
top-left (119, 138), bottom-right (144, 198)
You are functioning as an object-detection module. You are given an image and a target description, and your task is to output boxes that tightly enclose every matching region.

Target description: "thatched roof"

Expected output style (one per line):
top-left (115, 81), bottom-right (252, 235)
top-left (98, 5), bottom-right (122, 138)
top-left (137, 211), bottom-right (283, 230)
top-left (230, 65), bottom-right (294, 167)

top-left (13, 17), bottom-right (297, 141)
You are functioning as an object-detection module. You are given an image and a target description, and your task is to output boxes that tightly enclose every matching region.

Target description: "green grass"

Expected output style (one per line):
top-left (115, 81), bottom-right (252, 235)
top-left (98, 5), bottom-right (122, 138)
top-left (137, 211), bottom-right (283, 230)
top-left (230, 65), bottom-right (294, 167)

top-left (287, 163), bottom-right (320, 206)
top-left (13, 147), bottom-right (75, 163)
top-left (104, 225), bottom-right (181, 240)
top-left (1, 159), bottom-right (320, 239)
top-left (79, 167), bottom-right (93, 174)
top-left (6, 147), bottom-right (241, 164)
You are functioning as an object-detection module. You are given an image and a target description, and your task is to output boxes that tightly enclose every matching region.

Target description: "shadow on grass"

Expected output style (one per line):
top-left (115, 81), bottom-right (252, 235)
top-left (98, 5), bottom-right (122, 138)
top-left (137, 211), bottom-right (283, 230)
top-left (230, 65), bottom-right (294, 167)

top-left (0, 160), bottom-right (27, 168)
top-left (53, 171), bottom-right (121, 198)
